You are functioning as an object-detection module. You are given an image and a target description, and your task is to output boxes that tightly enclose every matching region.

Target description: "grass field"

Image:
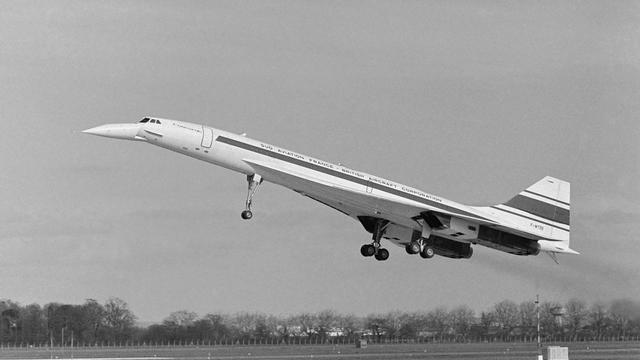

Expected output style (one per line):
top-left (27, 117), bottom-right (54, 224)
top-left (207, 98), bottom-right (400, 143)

top-left (1, 341), bottom-right (639, 360)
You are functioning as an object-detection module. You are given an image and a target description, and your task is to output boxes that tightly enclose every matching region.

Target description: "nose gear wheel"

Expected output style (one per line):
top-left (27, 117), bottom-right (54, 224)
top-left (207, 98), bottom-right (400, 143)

top-left (241, 174), bottom-right (263, 220)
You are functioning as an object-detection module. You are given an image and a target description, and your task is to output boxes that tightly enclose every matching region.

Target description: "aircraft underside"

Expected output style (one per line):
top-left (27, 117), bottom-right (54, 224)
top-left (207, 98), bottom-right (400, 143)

top-left (239, 173), bottom-right (539, 261)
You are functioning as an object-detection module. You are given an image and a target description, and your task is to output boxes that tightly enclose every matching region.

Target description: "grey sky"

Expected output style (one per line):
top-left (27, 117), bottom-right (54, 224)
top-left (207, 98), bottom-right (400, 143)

top-left (1, 1), bottom-right (638, 322)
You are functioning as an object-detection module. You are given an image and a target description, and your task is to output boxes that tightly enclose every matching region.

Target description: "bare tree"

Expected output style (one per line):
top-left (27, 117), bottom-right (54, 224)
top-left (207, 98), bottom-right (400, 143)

top-left (161, 310), bottom-right (198, 342)
top-left (1, 306), bottom-right (20, 344)
top-left (384, 311), bottom-right (404, 339)
top-left (80, 299), bottom-right (104, 344)
top-left (229, 312), bottom-right (259, 341)
top-left (253, 314), bottom-right (269, 341)
top-left (518, 301), bottom-right (537, 338)
top-left (449, 305), bottom-right (475, 341)
top-left (609, 299), bottom-right (640, 339)
top-left (491, 300), bottom-right (518, 340)
top-left (426, 307), bottom-right (449, 341)
top-left (565, 299), bottom-right (587, 340)
top-left (19, 304), bottom-right (47, 345)
top-left (164, 310), bottom-right (198, 327)
top-left (397, 312), bottom-right (420, 339)
top-left (478, 311), bottom-right (495, 340)
top-left (315, 310), bottom-right (338, 342)
top-left (295, 312), bottom-right (317, 339)
top-left (588, 302), bottom-right (609, 340)
top-left (337, 313), bottom-right (360, 340)
top-left (540, 301), bottom-right (563, 339)
top-left (203, 313), bottom-right (229, 341)
top-left (103, 297), bottom-right (136, 343)
top-left (265, 315), bottom-right (287, 343)
top-left (365, 314), bottom-right (390, 343)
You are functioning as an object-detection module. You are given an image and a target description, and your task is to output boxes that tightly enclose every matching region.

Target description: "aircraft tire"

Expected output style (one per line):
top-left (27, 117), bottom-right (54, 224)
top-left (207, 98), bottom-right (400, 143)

top-left (405, 242), bottom-right (420, 254)
top-left (360, 244), bottom-right (375, 257)
top-left (241, 210), bottom-right (253, 220)
top-left (375, 248), bottom-right (389, 261)
top-left (420, 246), bottom-right (435, 259)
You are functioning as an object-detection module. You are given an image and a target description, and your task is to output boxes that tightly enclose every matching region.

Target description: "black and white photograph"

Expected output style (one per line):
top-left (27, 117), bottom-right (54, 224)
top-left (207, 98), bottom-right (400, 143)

top-left (1, 1), bottom-right (639, 359)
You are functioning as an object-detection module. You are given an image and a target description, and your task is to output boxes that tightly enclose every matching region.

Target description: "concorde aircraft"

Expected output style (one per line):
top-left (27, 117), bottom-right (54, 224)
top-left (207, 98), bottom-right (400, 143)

top-left (83, 117), bottom-right (577, 261)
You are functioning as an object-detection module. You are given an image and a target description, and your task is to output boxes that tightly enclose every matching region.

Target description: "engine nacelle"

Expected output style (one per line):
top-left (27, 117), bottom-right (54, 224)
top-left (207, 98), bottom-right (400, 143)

top-left (476, 225), bottom-right (540, 256)
top-left (431, 236), bottom-right (474, 259)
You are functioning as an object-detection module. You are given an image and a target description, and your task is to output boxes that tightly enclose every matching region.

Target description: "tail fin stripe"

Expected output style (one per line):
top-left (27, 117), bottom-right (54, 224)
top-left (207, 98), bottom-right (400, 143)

top-left (503, 195), bottom-right (570, 225)
top-left (491, 205), bottom-right (570, 231)
top-left (523, 189), bottom-right (570, 207)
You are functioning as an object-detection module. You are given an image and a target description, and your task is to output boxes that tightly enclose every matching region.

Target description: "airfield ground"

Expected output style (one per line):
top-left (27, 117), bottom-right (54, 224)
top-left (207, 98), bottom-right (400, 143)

top-left (0, 341), bottom-right (639, 360)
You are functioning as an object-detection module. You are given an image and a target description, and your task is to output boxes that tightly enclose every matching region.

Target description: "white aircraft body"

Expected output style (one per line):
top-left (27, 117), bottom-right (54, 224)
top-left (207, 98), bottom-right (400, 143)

top-left (83, 117), bottom-right (577, 261)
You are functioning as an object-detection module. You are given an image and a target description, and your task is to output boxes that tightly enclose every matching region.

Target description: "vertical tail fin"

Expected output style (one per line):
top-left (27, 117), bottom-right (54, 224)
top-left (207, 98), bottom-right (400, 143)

top-left (501, 176), bottom-right (576, 254)
top-left (503, 176), bottom-right (570, 226)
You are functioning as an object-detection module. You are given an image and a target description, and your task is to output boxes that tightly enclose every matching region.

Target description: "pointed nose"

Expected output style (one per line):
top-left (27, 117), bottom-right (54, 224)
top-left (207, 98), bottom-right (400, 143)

top-left (82, 123), bottom-right (142, 141)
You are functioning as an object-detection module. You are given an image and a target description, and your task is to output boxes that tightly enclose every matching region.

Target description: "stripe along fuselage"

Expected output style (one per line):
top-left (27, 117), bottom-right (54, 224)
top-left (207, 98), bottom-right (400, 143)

top-left (156, 119), bottom-right (486, 222)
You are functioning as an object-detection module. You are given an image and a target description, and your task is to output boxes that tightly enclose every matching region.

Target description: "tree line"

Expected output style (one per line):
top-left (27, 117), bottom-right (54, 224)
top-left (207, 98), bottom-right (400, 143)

top-left (1, 297), bottom-right (639, 346)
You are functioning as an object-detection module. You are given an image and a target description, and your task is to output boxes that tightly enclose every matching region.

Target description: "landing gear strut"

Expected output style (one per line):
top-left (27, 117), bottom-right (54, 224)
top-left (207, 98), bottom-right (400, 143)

top-left (405, 217), bottom-right (436, 259)
top-left (241, 174), bottom-right (263, 220)
top-left (360, 219), bottom-right (390, 261)
top-left (417, 221), bottom-right (436, 259)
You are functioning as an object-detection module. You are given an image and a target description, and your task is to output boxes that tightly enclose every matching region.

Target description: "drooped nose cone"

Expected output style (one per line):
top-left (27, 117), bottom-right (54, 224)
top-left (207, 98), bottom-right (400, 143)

top-left (82, 123), bottom-right (142, 141)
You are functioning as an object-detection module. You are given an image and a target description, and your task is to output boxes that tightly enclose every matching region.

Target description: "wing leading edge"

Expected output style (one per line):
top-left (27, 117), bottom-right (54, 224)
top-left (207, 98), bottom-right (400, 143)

top-left (243, 158), bottom-right (496, 229)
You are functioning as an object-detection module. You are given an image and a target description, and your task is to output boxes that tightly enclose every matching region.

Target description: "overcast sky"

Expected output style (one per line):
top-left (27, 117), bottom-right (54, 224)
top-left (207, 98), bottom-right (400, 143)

top-left (1, 1), bottom-right (638, 322)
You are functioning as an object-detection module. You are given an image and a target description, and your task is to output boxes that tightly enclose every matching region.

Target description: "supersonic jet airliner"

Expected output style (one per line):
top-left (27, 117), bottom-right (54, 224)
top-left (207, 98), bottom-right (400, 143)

top-left (83, 117), bottom-right (577, 261)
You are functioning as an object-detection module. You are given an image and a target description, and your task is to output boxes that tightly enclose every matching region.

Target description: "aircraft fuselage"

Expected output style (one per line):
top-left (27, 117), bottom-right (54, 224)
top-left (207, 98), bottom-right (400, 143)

top-left (83, 117), bottom-right (576, 260)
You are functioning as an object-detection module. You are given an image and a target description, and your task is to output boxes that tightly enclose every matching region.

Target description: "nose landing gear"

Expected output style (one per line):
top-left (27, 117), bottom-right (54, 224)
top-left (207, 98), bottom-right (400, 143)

top-left (241, 174), bottom-right (263, 220)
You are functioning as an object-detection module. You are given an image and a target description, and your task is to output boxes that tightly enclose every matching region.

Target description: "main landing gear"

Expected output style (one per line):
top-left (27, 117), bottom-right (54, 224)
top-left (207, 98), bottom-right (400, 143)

top-left (360, 219), bottom-right (390, 261)
top-left (241, 174), bottom-right (263, 220)
top-left (405, 237), bottom-right (435, 259)
top-left (419, 241), bottom-right (435, 259)
top-left (404, 216), bottom-right (437, 259)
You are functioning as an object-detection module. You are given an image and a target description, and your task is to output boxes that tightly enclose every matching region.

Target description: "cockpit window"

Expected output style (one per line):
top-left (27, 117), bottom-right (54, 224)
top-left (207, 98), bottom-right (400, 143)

top-left (139, 117), bottom-right (161, 124)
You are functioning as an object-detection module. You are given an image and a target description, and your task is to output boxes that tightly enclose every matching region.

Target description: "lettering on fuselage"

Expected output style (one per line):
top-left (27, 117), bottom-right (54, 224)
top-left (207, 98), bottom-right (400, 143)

top-left (254, 141), bottom-right (443, 203)
top-left (172, 122), bottom-right (202, 133)
top-left (278, 148), bottom-right (305, 161)
top-left (341, 167), bottom-right (366, 179)
top-left (259, 143), bottom-right (329, 166)
top-left (218, 136), bottom-right (452, 210)
top-left (401, 186), bottom-right (443, 203)
top-left (369, 176), bottom-right (398, 189)
top-left (530, 222), bottom-right (544, 231)
top-left (309, 157), bottom-right (335, 169)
